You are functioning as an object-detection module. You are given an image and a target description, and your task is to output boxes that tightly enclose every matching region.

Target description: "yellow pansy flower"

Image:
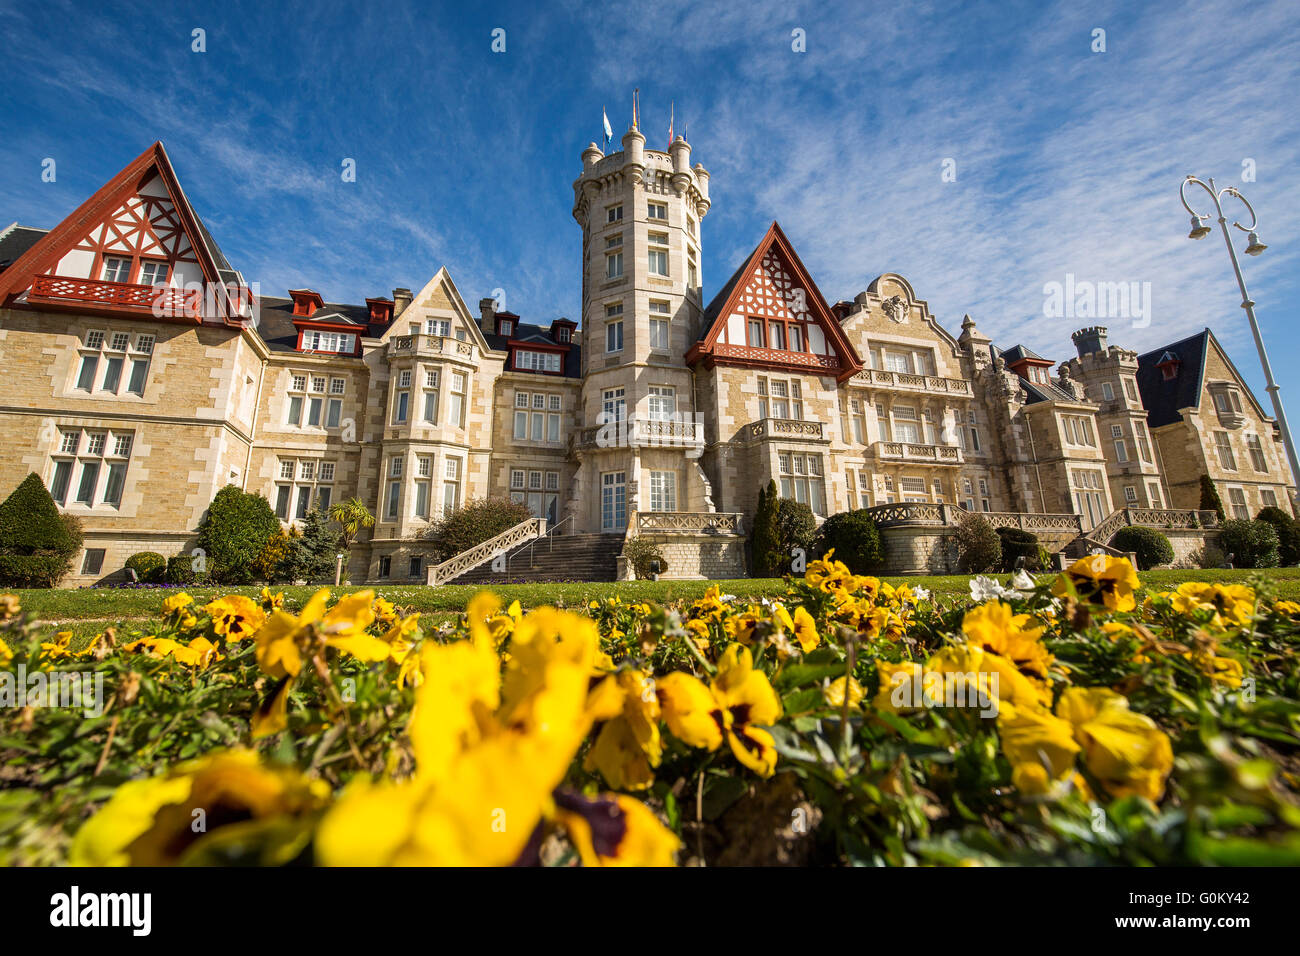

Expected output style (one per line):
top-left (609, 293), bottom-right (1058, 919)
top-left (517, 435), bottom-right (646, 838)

top-left (259, 587), bottom-right (284, 610)
top-left (658, 644), bottom-right (783, 776)
top-left (70, 750), bottom-right (329, 866)
top-left (203, 595), bottom-right (265, 641)
top-left (585, 668), bottom-right (662, 790)
top-left (554, 791), bottom-right (679, 866)
top-left (996, 702), bottom-right (1081, 795)
top-left (1055, 687), bottom-right (1173, 802)
top-left (824, 675), bottom-right (864, 710)
top-left (39, 631), bottom-right (76, 662)
top-left (792, 606), bottom-right (820, 653)
top-left (1052, 555), bottom-right (1140, 612)
top-left (122, 635), bottom-right (222, 669)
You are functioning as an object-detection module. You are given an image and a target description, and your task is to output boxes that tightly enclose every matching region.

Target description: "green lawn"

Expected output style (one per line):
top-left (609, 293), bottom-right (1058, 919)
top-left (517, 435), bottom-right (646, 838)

top-left (10, 568), bottom-right (1300, 644)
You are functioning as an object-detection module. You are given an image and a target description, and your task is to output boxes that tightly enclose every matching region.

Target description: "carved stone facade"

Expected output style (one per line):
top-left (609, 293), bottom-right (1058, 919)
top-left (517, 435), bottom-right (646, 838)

top-left (0, 137), bottom-right (1293, 584)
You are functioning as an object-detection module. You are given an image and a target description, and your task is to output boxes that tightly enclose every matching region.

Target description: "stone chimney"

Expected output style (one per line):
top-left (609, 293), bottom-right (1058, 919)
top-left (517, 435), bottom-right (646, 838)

top-left (479, 297), bottom-right (497, 334)
top-left (392, 287), bottom-right (413, 318)
top-left (1071, 326), bottom-right (1108, 358)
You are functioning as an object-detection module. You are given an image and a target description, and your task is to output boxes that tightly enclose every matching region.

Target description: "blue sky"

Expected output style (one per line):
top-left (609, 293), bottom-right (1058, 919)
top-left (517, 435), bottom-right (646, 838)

top-left (1, 0), bottom-right (1298, 410)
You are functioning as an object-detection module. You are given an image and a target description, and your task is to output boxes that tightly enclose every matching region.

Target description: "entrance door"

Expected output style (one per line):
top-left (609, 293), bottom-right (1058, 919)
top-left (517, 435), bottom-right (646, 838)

top-left (601, 471), bottom-right (627, 531)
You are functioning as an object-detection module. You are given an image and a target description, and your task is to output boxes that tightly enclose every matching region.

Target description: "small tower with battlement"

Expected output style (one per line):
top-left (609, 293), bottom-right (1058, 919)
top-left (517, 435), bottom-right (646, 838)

top-left (567, 117), bottom-right (714, 534)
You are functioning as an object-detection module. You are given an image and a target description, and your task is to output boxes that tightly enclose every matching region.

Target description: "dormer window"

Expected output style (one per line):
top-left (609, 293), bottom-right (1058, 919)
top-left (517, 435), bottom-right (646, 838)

top-left (557, 327), bottom-right (570, 343)
top-left (1156, 350), bottom-right (1180, 381)
top-left (499, 319), bottom-right (514, 336)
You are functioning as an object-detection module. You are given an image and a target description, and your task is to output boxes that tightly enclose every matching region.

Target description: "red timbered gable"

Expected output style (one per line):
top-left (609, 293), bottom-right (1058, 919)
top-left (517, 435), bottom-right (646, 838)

top-left (0, 142), bottom-right (250, 325)
top-left (686, 222), bottom-right (862, 382)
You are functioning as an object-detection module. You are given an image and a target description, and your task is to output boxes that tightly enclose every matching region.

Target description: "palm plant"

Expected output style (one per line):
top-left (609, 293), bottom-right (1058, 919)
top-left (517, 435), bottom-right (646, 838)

top-left (328, 497), bottom-right (375, 550)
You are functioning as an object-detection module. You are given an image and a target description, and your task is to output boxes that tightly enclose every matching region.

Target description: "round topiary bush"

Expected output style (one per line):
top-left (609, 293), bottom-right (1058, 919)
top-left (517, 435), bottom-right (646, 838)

top-left (1218, 518), bottom-right (1280, 569)
top-left (955, 515), bottom-right (1001, 573)
top-left (1112, 525), bottom-right (1174, 570)
top-left (0, 473), bottom-right (81, 587)
top-left (196, 485), bottom-right (280, 584)
top-left (995, 527), bottom-right (1042, 572)
top-left (125, 551), bottom-right (167, 584)
top-left (164, 554), bottom-right (201, 585)
top-left (811, 510), bottom-right (882, 574)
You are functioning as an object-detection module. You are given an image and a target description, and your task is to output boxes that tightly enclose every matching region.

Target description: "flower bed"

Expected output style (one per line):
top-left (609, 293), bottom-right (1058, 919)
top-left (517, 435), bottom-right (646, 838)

top-left (1, 554), bottom-right (1298, 866)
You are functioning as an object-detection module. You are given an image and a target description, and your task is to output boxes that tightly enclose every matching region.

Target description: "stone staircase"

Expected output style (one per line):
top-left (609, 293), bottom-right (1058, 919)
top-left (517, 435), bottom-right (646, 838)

top-left (443, 533), bottom-right (623, 585)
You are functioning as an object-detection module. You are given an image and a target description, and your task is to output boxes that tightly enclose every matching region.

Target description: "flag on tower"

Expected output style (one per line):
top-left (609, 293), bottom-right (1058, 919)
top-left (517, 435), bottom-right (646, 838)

top-left (602, 107), bottom-right (612, 149)
top-left (632, 88), bottom-right (639, 130)
top-left (667, 101), bottom-right (674, 150)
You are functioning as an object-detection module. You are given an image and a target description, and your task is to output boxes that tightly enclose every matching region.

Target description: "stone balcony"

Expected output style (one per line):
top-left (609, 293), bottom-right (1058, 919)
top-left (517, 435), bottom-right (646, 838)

top-left (387, 333), bottom-right (476, 361)
top-left (872, 440), bottom-right (963, 464)
top-left (571, 417), bottom-right (704, 456)
top-left (852, 368), bottom-right (972, 397)
top-left (744, 418), bottom-right (826, 442)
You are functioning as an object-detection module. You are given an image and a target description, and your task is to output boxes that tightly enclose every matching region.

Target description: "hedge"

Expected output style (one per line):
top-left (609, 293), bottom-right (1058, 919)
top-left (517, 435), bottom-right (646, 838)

top-left (811, 510), bottom-right (882, 574)
top-left (955, 515), bottom-right (1001, 573)
top-left (196, 485), bottom-right (280, 584)
top-left (125, 551), bottom-right (167, 584)
top-left (995, 527), bottom-right (1042, 572)
top-left (1218, 518), bottom-right (1280, 569)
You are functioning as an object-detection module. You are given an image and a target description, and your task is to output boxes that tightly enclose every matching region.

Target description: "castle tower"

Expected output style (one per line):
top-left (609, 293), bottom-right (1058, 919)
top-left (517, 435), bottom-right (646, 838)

top-left (568, 123), bottom-right (712, 533)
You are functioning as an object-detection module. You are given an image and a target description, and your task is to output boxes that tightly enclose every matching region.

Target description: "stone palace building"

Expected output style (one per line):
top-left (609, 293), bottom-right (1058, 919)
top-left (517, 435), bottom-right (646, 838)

top-left (0, 131), bottom-right (1292, 584)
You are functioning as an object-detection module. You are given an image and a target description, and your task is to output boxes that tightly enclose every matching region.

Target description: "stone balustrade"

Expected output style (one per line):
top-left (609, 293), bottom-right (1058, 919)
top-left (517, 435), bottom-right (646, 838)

top-left (746, 418), bottom-right (825, 441)
top-left (852, 368), bottom-right (972, 396)
top-left (872, 441), bottom-right (963, 464)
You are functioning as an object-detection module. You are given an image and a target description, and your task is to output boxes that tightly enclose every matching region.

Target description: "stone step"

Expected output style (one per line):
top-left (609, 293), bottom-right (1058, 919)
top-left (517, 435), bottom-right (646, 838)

top-left (443, 532), bottom-right (623, 584)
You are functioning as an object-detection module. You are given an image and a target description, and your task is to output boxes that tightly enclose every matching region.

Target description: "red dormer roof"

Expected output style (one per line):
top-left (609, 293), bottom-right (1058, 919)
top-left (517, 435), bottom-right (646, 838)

top-left (366, 296), bottom-right (394, 325)
top-left (288, 289), bottom-right (324, 316)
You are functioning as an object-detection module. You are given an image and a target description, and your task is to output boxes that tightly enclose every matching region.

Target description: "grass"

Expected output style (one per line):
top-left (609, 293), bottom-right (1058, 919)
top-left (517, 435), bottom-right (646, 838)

top-left (11, 568), bottom-right (1300, 646)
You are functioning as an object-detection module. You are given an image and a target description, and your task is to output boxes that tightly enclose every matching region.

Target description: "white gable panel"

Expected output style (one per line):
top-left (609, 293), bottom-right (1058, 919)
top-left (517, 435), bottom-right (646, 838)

top-left (55, 249), bottom-right (95, 277)
top-left (808, 325), bottom-right (827, 354)
top-left (726, 314), bottom-right (745, 344)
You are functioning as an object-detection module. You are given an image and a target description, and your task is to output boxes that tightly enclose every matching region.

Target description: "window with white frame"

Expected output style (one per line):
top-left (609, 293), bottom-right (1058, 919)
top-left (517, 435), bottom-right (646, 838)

top-left (101, 257), bottom-right (132, 283)
top-left (647, 201), bottom-right (667, 220)
top-left (1227, 486), bottom-right (1249, 520)
top-left (648, 232), bottom-right (670, 277)
top-left (1124, 378), bottom-right (1138, 402)
top-left (393, 370), bottom-right (410, 424)
top-left (1124, 485), bottom-right (1138, 504)
top-left (606, 249), bottom-right (623, 279)
top-left (602, 387), bottom-right (626, 423)
top-left (516, 350), bottom-right (561, 372)
top-left (422, 369), bottom-right (440, 423)
top-left (1147, 481), bottom-right (1162, 507)
top-left (892, 404), bottom-right (921, 445)
top-left (648, 385), bottom-right (676, 421)
top-left (301, 330), bottom-right (355, 354)
top-left (778, 452), bottom-right (825, 515)
top-left (424, 318), bottom-right (451, 338)
top-left (899, 476), bottom-right (928, 502)
top-left (1111, 424), bottom-right (1128, 462)
top-left (605, 303), bottom-right (624, 352)
top-left (514, 391), bottom-right (562, 442)
top-left (49, 428), bottom-right (133, 508)
top-left (1261, 488), bottom-right (1279, 509)
top-left (967, 410), bottom-right (982, 452)
top-left (1100, 381), bottom-right (1114, 402)
top-left (414, 456), bottom-right (432, 519)
top-left (442, 457), bottom-right (462, 514)
top-left (448, 371), bottom-right (466, 427)
top-left (757, 376), bottom-right (803, 420)
top-left (1247, 434), bottom-right (1268, 472)
top-left (649, 301), bottom-right (670, 350)
top-left (648, 470), bottom-right (677, 511)
top-left (75, 329), bottom-right (153, 396)
top-left (849, 398), bottom-right (867, 445)
top-left (1214, 431), bottom-right (1237, 471)
top-left (606, 204), bottom-right (623, 223)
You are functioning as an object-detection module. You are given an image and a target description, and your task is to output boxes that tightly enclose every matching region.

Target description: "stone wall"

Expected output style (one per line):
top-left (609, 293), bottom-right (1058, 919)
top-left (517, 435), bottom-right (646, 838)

top-left (630, 531), bottom-right (747, 580)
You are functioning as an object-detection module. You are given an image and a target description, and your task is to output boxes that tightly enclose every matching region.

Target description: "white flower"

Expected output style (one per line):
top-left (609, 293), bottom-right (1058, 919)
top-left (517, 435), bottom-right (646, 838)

top-left (969, 575), bottom-right (1011, 603)
top-left (1010, 569), bottom-right (1036, 594)
top-left (912, 586), bottom-right (932, 602)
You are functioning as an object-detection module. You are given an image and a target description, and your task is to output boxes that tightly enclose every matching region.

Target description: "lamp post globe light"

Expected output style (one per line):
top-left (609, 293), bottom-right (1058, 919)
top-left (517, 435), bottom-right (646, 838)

top-left (1180, 175), bottom-right (1299, 501)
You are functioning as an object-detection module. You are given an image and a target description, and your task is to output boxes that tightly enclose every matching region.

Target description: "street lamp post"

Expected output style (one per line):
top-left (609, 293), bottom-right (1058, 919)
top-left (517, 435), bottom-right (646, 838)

top-left (1180, 175), bottom-right (1299, 499)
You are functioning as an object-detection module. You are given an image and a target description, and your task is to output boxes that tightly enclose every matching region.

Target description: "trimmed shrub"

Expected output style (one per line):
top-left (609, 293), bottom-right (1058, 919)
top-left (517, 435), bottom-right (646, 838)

top-left (1256, 506), bottom-right (1300, 566)
top-left (995, 527), bottom-right (1042, 572)
top-left (1218, 518), bottom-right (1280, 569)
top-left (623, 537), bottom-right (667, 579)
top-left (0, 473), bottom-right (80, 587)
top-left (164, 554), bottom-right (202, 585)
top-left (196, 485), bottom-right (280, 584)
top-left (1113, 525), bottom-right (1174, 570)
top-left (811, 510), bottom-right (883, 575)
top-left (252, 529), bottom-right (299, 583)
top-left (774, 498), bottom-right (816, 566)
top-left (749, 481), bottom-right (782, 577)
top-left (428, 497), bottom-right (535, 562)
top-left (125, 551), bottom-right (167, 584)
top-left (1199, 475), bottom-right (1225, 523)
top-left (955, 515), bottom-right (1001, 573)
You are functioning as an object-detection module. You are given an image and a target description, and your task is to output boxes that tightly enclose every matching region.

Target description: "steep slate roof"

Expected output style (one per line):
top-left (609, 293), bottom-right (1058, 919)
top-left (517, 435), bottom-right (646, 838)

top-left (486, 320), bottom-right (582, 378)
top-left (0, 224), bottom-right (49, 271)
top-left (257, 296), bottom-right (373, 354)
top-left (1135, 329), bottom-right (1209, 427)
top-left (1019, 377), bottom-right (1084, 405)
top-left (697, 255), bottom-right (755, 342)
